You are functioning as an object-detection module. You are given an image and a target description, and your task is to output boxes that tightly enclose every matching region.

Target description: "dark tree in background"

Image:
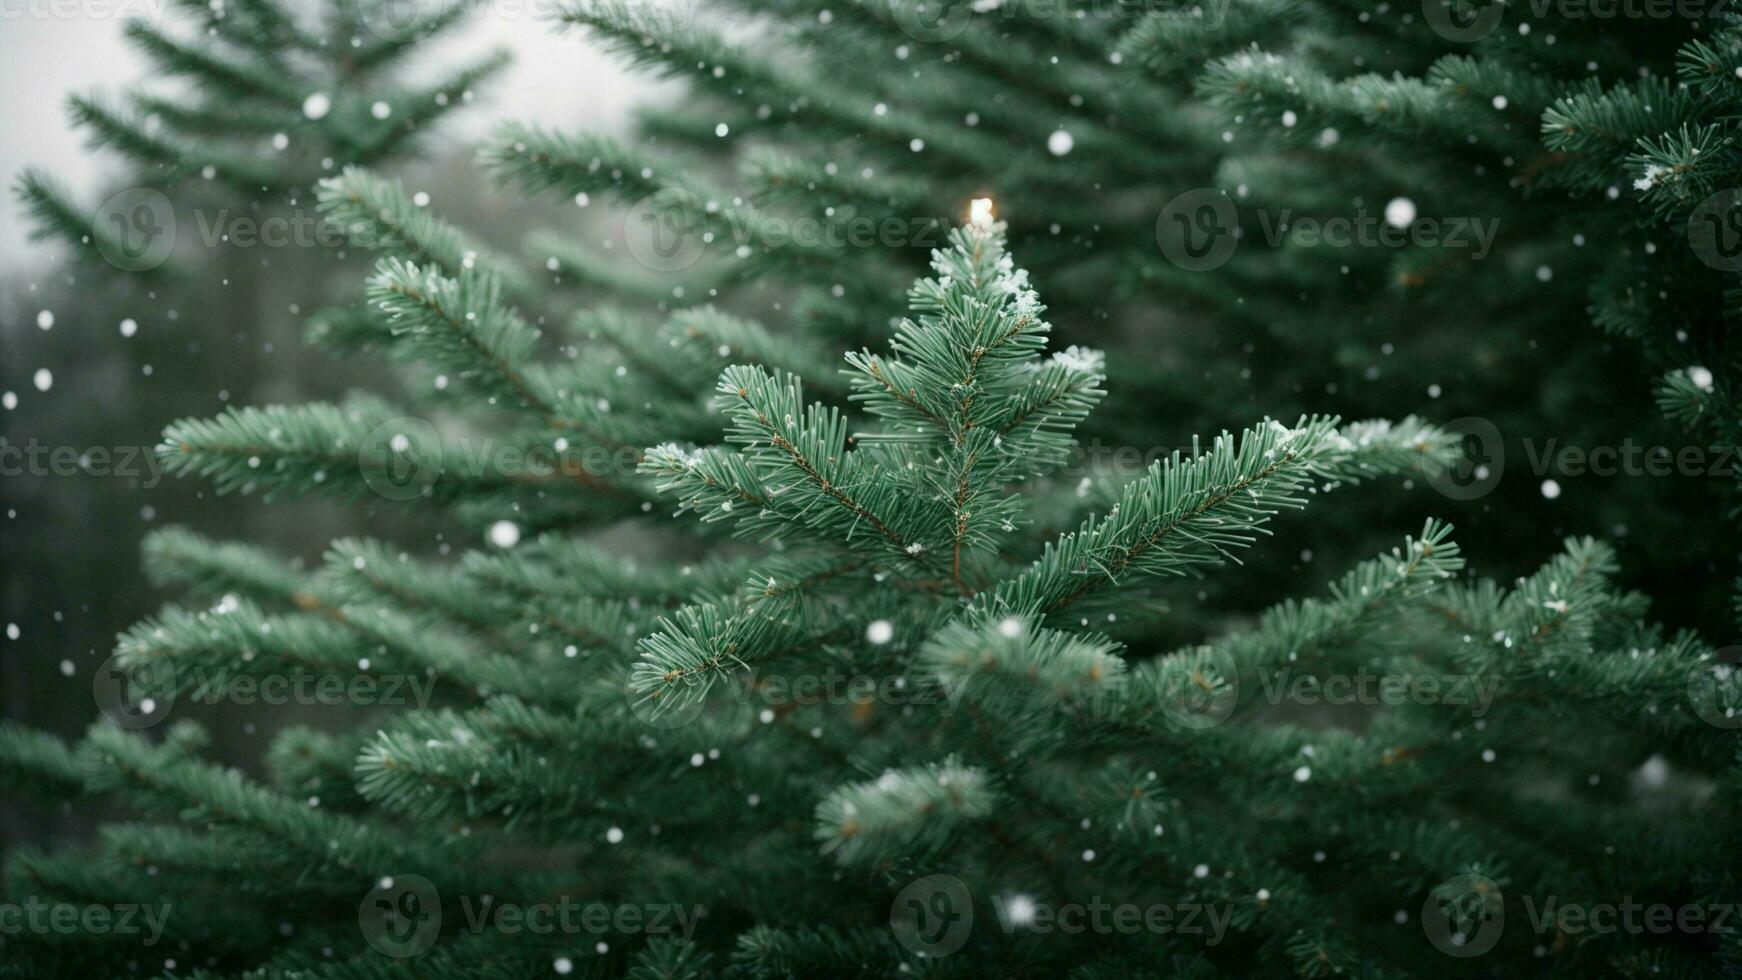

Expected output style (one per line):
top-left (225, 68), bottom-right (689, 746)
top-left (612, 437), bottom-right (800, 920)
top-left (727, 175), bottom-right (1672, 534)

top-left (2, 0), bottom-right (1741, 977)
top-left (3, 0), bottom-right (508, 836)
top-left (519, 0), bottom-right (1742, 632)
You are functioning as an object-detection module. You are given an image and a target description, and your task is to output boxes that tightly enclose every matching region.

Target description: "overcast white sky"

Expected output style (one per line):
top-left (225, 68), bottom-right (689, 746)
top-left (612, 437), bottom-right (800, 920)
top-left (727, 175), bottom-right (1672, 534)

top-left (0, 4), bottom-right (657, 268)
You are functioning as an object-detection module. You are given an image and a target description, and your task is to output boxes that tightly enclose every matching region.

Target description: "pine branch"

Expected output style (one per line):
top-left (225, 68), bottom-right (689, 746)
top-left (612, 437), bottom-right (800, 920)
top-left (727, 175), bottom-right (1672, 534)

top-left (11, 169), bottom-right (180, 276)
top-left (813, 757), bottom-right (993, 866)
top-left (983, 417), bottom-right (1443, 619)
top-left (319, 168), bottom-right (529, 293)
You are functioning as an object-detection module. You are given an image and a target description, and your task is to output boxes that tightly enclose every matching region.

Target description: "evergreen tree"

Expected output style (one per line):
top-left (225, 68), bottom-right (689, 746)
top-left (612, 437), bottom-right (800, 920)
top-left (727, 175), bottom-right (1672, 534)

top-left (5, 0), bottom-right (1742, 977)
top-left (15, 0), bottom-right (506, 275)
top-left (4, 209), bottom-right (1739, 975)
top-left (2, 0), bottom-right (508, 780)
top-left (489, 0), bottom-right (1740, 629)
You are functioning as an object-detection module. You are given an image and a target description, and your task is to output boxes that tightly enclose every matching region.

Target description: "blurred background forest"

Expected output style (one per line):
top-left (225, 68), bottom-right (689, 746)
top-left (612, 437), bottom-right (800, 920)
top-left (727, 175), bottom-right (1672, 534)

top-left (3, 0), bottom-right (1732, 856)
top-left (0, 12), bottom-right (670, 846)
